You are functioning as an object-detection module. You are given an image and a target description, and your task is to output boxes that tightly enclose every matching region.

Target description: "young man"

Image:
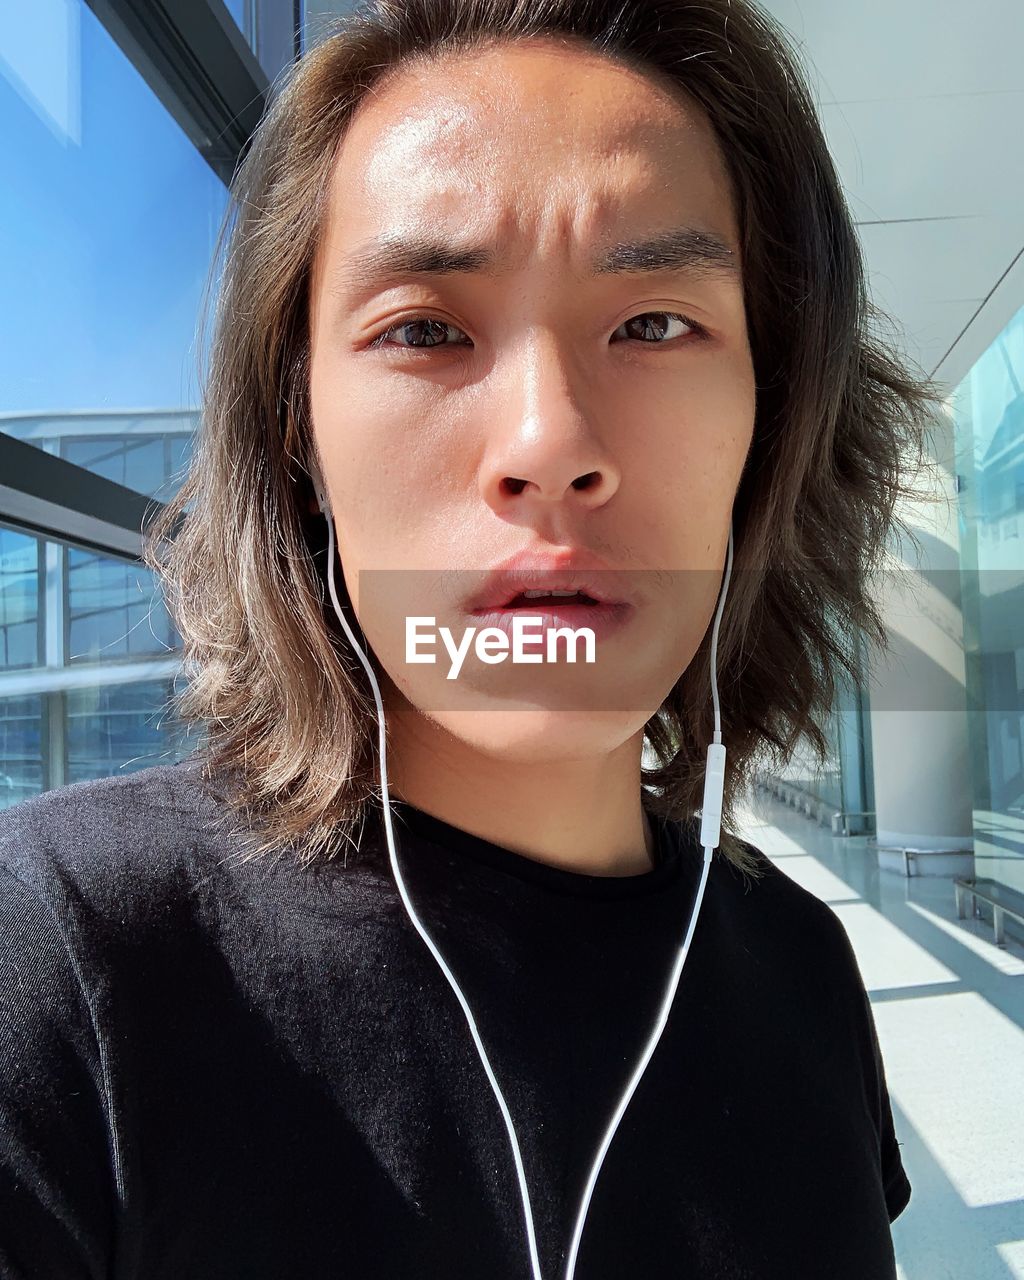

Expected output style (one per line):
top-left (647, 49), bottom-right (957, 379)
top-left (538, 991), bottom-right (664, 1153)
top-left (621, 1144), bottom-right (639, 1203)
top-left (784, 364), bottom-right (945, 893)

top-left (1, 1), bottom-right (939, 1276)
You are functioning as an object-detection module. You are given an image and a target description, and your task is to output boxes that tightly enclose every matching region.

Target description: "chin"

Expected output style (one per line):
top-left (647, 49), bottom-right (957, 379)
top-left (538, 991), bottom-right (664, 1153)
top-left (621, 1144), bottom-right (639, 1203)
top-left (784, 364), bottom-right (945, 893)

top-left (378, 662), bottom-right (673, 761)
top-left (425, 704), bottom-right (653, 765)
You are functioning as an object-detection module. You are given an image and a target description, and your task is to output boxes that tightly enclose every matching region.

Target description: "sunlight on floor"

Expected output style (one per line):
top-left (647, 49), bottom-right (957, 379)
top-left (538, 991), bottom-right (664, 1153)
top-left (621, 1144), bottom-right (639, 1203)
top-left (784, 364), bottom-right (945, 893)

top-left (829, 900), bottom-right (959, 991)
top-left (872, 992), bottom-right (1024, 1208)
top-left (733, 790), bottom-right (1024, 1280)
top-left (760, 852), bottom-right (863, 902)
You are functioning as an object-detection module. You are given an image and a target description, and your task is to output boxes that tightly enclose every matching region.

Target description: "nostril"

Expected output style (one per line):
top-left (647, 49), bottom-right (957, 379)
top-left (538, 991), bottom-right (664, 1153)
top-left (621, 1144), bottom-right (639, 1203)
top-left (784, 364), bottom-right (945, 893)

top-left (572, 472), bottom-right (599, 490)
top-left (502, 477), bottom-right (528, 495)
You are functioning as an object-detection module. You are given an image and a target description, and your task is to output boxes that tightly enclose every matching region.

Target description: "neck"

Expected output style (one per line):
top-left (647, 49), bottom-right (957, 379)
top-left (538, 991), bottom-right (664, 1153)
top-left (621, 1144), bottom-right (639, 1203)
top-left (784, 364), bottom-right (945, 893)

top-left (378, 684), bottom-right (656, 878)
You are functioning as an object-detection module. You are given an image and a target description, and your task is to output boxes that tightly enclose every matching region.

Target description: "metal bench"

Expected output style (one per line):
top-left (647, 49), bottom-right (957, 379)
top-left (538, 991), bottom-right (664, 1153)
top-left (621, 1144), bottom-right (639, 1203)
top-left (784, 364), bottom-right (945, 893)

top-left (954, 877), bottom-right (1024, 948)
top-left (831, 810), bottom-right (876, 837)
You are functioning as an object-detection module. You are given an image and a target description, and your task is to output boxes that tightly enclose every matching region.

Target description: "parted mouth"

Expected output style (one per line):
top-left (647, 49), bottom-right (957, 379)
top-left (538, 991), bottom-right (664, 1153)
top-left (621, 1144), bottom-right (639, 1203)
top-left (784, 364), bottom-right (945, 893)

top-left (465, 566), bottom-right (631, 612)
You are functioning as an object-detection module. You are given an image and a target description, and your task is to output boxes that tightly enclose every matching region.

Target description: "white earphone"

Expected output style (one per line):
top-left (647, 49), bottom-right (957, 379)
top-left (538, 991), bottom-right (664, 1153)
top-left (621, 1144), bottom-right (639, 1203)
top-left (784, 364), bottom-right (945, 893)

top-left (307, 456), bottom-right (731, 1280)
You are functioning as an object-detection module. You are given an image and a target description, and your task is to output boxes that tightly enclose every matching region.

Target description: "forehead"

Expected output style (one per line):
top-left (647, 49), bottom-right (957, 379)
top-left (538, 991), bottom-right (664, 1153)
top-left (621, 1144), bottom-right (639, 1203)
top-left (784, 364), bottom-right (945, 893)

top-left (319, 38), bottom-right (739, 261)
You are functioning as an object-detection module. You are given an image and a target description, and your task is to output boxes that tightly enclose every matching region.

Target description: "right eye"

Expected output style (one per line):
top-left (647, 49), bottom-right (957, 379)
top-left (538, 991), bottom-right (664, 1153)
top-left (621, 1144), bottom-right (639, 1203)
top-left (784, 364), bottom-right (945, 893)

top-left (368, 317), bottom-right (471, 351)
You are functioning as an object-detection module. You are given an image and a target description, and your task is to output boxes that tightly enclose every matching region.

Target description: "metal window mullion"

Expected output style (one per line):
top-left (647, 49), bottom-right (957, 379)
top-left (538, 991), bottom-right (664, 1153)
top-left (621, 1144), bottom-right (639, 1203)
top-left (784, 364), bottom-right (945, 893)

top-left (47, 690), bottom-right (65, 792)
top-left (83, 0), bottom-right (270, 186)
top-left (46, 539), bottom-right (65, 670)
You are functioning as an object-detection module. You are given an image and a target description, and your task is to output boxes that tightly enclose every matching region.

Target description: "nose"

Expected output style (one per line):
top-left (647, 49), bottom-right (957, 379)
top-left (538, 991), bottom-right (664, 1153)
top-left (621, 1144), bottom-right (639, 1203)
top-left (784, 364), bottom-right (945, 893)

top-left (479, 335), bottom-right (621, 517)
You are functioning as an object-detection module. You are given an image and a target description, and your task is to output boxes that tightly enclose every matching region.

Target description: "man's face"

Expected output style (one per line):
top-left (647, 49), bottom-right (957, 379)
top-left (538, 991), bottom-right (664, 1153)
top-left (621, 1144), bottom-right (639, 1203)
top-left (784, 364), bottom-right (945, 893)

top-left (308, 37), bottom-right (756, 763)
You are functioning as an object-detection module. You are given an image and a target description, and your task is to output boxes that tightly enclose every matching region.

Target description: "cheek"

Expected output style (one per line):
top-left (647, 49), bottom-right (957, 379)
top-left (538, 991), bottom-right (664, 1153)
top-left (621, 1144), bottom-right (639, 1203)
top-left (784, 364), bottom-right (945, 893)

top-left (612, 347), bottom-right (755, 474)
top-left (633, 418), bottom-right (751, 555)
top-left (313, 391), bottom-right (459, 567)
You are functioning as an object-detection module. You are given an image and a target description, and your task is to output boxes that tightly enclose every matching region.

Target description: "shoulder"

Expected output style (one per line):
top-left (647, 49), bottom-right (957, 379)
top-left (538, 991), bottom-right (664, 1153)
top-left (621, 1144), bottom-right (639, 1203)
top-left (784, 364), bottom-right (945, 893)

top-left (0, 770), bottom-right (214, 1270)
top-left (703, 828), bottom-right (867, 992)
top-left (0, 760), bottom-right (232, 938)
top-left (713, 832), bottom-right (912, 1222)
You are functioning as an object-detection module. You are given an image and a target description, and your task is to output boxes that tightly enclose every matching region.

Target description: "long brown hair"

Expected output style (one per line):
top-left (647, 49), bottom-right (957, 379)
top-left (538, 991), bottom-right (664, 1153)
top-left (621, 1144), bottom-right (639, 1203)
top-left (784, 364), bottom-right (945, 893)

top-left (143, 0), bottom-right (947, 881)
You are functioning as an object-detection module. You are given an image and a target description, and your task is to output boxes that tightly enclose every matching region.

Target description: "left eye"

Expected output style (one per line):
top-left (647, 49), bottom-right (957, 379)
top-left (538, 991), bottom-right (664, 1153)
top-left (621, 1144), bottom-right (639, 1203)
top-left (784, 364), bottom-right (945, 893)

top-left (368, 311), bottom-right (706, 350)
top-left (612, 312), bottom-right (706, 343)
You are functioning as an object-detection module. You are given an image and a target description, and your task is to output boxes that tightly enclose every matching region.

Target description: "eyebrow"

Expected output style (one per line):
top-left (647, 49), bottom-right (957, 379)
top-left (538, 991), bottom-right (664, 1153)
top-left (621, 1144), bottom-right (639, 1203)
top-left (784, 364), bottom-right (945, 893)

top-left (329, 225), bottom-right (739, 296)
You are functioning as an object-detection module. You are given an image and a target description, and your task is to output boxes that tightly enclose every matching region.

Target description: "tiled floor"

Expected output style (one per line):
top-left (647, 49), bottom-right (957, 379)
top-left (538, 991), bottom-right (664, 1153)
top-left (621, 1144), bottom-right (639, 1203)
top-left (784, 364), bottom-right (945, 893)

top-left (733, 787), bottom-right (1024, 1280)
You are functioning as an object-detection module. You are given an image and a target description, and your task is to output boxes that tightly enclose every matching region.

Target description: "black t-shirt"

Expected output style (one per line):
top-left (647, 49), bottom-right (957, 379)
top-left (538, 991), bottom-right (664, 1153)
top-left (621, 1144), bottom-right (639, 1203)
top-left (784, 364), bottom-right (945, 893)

top-left (0, 759), bottom-right (910, 1279)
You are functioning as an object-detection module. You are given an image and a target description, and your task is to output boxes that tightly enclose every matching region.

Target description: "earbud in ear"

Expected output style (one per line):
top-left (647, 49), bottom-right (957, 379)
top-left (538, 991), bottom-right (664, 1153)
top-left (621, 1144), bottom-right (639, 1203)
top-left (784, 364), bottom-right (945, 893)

top-left (308, 458), bottom-right (329, 515)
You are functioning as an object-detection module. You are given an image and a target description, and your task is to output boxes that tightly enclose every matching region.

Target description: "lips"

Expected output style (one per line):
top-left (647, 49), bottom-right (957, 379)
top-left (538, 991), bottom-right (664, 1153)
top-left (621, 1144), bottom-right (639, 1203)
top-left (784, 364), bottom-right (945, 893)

top-left (464, 556), bottom-right (634, 613)
top-left (467, 594), bottom-right (636, 648)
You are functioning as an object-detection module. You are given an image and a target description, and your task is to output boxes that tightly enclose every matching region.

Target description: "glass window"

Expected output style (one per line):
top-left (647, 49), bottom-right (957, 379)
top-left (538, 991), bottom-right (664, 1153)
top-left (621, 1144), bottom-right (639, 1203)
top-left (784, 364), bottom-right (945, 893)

top-left (0, 3), bottom-right (217, 800)
top-left (954, 304), bottom-right (1024, 898)
top-left (300, 0), bottom-right (359, 53)
top-left (223, 0), bottom-right (299, 81)
top-left (0, 527), bottom-right (193, 798)
top-left (62, 430), bottom-right (194, 501)
top-left (67, 550), bottom-right (178, 665)
top-left (0, 694), bottom-right (44, 809)
top-left (65, 679), bottom-right (198, 784)
top-left (0, 528), bottom-right (42, 671)
top-left (0, 1), bottom-right (225, 491)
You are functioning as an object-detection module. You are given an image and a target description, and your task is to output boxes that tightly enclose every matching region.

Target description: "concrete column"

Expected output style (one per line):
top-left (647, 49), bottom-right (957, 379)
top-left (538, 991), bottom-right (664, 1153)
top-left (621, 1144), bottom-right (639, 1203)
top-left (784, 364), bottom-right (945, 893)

top-left (867, 407), bottom-right (974, 875)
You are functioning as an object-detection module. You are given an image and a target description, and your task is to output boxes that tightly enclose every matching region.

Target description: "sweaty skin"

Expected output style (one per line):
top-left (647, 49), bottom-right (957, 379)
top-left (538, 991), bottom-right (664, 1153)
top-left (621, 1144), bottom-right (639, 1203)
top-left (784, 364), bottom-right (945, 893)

top-left (308, 36), bottom-right (756, 876)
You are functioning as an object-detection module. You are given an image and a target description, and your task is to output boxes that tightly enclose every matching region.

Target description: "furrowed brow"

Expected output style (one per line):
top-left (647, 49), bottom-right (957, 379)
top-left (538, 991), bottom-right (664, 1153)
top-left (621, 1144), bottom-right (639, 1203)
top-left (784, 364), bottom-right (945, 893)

top-left (329, 225), bottom-right (739, 296)
top-left (595, 227), bottom-right (738, 279)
